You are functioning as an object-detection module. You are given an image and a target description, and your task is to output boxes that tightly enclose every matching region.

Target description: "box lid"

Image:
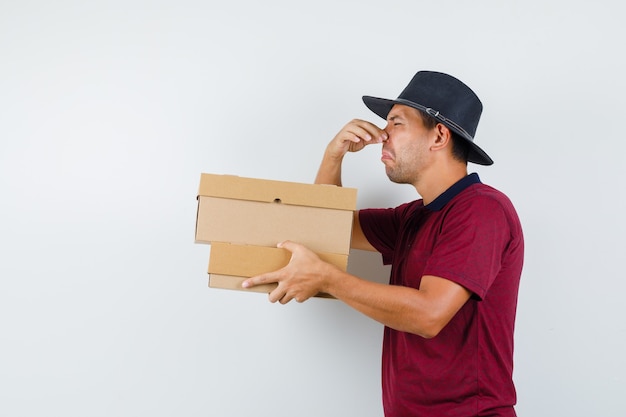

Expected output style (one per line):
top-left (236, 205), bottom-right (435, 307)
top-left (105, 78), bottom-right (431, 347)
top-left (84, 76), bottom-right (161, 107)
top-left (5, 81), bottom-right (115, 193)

top-left (197, 173), bottom-right (357, 211)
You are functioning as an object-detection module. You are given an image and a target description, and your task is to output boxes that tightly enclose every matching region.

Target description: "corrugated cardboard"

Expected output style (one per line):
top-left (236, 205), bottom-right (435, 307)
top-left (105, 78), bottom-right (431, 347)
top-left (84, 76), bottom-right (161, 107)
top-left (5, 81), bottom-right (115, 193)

top-left (195, 174), bottom-right (357, 255)
top-left (207, 242), bottom-right (342, 298)
top-left (195, 173), bottom-right (357, 297)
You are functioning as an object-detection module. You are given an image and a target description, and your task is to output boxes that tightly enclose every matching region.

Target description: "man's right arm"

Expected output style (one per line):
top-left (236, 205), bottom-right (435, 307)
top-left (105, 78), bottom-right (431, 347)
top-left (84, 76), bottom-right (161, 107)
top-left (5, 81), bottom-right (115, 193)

top-left (314, 119), bottom-right (387, 186)
top-left (350, 210), bottom-right (376, 251)
top-left (314, 119), bottom-right (387, 251)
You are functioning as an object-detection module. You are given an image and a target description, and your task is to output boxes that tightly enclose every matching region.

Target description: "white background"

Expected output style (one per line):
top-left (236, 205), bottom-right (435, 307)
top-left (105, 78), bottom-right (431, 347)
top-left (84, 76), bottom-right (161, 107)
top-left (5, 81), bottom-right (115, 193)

top-left (1, 1), bottom-right (625, 416)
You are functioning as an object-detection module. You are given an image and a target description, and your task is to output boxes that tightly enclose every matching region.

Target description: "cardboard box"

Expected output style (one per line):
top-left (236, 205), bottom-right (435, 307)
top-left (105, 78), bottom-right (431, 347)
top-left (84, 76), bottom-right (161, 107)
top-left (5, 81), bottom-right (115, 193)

top-left (207, 242), bottom-right (344, 298)
top-left (195, 174), bottom-right (357, 254)
top-left (195, 173), bottom-right (357, 296)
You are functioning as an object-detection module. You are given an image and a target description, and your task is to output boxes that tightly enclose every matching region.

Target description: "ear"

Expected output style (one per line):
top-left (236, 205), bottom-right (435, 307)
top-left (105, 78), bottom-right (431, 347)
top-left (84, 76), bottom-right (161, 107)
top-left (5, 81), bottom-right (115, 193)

top-left (431, 123), bottom-right (452, 151)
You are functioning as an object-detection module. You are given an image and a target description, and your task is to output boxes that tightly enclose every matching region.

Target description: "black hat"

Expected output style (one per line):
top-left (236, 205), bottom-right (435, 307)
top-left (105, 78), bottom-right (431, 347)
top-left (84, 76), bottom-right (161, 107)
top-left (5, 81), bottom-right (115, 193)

top-left (362, 71), bottom-right (493, 165)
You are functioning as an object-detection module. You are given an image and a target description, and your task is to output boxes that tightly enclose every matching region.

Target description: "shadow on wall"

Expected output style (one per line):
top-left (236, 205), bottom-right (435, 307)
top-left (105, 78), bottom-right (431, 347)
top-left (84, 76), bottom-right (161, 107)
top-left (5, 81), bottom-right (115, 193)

top-left (347, 249), bottom-right (390, 285)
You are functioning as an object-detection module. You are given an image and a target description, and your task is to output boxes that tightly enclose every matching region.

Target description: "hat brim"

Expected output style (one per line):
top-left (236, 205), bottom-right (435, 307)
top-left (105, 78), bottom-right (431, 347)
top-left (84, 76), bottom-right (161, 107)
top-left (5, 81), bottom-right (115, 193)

top-left (362, 95), bottom-right (494, 166)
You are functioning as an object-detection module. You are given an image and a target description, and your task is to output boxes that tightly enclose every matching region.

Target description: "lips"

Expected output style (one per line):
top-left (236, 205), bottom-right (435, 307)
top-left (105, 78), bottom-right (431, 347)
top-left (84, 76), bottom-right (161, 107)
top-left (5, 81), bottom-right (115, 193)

top-left (381, 150), bottom-right (394, 162)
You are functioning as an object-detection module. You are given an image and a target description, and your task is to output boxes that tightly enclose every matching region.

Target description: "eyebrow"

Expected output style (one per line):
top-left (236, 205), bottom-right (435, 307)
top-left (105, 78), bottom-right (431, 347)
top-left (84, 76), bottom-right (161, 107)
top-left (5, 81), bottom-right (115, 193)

top-left (387, 115), bottom-right (404, 122)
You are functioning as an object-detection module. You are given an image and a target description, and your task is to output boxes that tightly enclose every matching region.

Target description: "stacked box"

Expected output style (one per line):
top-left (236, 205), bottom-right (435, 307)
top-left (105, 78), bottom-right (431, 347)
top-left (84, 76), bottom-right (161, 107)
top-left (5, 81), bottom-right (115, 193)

top-left (195, 173), bottom-right (357, 297)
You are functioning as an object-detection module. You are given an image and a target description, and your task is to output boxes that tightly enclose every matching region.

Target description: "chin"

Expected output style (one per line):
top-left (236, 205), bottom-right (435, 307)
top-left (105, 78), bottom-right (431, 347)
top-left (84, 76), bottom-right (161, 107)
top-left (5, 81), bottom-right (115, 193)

top-left (386, 171), bottom-right (409, 185)
top-left (386, 166), bottom-right (417, 185)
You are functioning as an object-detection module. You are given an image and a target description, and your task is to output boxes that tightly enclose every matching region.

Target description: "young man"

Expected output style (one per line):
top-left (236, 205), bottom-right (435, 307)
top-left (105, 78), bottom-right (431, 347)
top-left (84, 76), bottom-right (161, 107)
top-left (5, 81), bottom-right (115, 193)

top-left (243, 71), bottom-right (524, 417)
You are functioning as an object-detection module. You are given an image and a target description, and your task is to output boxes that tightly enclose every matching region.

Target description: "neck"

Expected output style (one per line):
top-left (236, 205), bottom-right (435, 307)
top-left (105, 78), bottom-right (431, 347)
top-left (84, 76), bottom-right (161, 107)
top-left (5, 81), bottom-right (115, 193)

top-left (414, 163), bottom-right (468, 205)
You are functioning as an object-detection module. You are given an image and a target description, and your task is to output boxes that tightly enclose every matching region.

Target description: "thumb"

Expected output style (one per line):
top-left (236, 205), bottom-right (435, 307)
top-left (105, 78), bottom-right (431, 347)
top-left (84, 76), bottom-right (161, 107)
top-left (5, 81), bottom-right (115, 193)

top-left (277, 240), bottom-right (300, 253)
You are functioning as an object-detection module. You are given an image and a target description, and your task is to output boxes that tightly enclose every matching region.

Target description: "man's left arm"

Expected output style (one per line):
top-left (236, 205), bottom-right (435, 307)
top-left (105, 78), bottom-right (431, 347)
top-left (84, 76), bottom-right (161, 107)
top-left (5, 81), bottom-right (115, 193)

top-left (242, 240), bottom-right (471, 339)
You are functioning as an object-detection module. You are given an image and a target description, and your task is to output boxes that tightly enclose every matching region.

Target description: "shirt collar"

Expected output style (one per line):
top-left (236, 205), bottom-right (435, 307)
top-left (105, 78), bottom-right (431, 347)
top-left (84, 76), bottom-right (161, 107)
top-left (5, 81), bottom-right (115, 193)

top-left (424, 173), bottom-right (481, 211)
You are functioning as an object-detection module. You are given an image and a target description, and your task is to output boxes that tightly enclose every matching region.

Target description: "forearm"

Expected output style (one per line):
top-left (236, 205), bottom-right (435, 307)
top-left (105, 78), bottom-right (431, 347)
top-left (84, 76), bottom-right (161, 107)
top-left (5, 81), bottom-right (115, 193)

top-left (322, 269), bottom-right (436, 337)
top-left (314, 149), bottom-right (343, 186)
top-left (322, 266), bottom-right (472, 338)
top-left (242, 241), bottom-right (469, 336)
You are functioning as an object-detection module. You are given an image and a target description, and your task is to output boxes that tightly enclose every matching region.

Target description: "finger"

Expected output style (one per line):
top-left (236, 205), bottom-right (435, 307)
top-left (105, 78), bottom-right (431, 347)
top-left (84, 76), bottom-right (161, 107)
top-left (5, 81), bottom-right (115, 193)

top-left (241, 271), bottom-right (278, 289)
top-left (276, 240), bottom-right (299, 253)
top-left (348, 120), bottom-right (388, 143)
top-left (268, 284), bottom-right (290, 304)
top-left (279, 293), bottom-right (293, 305)
top-left (344, 128), bottom-right (386, 147)
top-left (294, 293), bottom-right (311, 303)
top-left (336, 129), bottom-right (368, 145)
top-left (344, 126), bottom-right (375, 144)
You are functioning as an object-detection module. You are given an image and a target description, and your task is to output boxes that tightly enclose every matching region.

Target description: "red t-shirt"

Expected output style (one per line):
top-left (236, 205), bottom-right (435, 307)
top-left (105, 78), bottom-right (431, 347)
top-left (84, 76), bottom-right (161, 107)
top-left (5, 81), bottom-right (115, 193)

top-left (359, 173), bottom-right (524, 417)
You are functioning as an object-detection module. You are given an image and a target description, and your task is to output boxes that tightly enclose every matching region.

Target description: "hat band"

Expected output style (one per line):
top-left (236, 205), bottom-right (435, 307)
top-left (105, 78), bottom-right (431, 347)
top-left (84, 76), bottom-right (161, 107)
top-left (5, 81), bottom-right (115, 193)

top-left (395, 98), bottom-right (474, 141)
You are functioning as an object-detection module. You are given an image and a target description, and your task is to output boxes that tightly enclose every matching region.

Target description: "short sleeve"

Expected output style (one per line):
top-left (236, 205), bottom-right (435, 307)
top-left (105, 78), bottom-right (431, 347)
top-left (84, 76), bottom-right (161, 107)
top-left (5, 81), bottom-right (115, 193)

top-left (359, 203), bottom-right (414, 265)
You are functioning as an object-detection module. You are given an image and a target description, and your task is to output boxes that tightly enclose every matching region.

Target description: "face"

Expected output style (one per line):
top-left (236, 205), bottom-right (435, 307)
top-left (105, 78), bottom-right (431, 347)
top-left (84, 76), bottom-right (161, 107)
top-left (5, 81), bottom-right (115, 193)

top-left (381, 104), bottom-right (437, 185)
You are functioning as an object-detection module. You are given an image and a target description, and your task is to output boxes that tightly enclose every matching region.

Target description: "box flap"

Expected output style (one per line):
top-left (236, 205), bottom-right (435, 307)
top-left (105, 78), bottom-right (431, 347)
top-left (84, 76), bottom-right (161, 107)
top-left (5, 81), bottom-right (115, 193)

top-left (208, 242), bottom-right (348, 276)
top-left (197, 173), bottom-right (357, 211)
top-left (208, 274), bottom-right (334, 299)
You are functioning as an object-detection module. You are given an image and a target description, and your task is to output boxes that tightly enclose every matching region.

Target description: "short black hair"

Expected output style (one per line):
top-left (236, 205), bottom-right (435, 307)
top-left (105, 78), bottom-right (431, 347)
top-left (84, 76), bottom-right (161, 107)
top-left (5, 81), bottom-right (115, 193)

top-left (416, 109), bottom-right (469, 164)
top-left (450, 133), bottom-right (470, 163)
